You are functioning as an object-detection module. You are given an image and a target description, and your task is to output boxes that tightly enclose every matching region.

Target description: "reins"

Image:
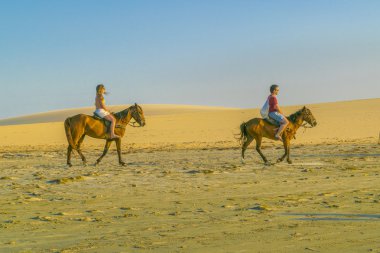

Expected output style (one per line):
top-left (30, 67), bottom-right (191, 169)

top-left (115, 122), bottom-right (140, 129)
top-left (128, 121), bottom-right (141, 127)
top-left (301, 122), bottom-right (314, 129)
top-left (115, 124), bottom-right (126, 129)
top-left (300, 122), bottom-right (313, 133)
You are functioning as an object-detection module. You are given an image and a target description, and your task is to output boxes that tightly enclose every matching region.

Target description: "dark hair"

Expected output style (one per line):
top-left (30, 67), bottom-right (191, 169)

top-left (96, 84), bottom-right (105, 94)
top-left (270, 84), bottom-right (279, 93)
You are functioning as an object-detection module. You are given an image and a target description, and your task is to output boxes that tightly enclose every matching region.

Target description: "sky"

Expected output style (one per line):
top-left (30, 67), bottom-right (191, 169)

top-left (1, 0), bottom-right (379, 119)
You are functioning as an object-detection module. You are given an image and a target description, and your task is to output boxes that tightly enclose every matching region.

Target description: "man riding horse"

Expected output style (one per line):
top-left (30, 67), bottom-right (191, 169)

top-left (239, 84), bottom-right (317, 165)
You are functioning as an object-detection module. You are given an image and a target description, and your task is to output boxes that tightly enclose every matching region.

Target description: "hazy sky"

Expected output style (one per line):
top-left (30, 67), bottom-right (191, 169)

top-left (1, 0), bottom-right (379, 119)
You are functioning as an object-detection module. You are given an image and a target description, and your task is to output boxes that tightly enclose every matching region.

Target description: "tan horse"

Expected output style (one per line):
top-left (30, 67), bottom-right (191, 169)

top-left (64, 103), bottom-right (146, 167)
top-left (238, 106), bottom-right (317, 165)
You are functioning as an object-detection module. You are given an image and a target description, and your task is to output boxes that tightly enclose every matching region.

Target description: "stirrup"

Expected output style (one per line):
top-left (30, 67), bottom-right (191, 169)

top-left (109, 134), bottom-right (120, 139)
top-left (275, 135), bottom-right (283, 141)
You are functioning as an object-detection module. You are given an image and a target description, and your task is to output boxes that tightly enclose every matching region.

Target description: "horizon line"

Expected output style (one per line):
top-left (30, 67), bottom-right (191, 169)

top-left (1, 97), bottom-right (379, 122)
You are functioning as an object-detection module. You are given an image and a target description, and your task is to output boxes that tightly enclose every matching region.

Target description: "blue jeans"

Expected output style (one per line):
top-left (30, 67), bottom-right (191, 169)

top-left (269, 111), bottom-right (285, 123)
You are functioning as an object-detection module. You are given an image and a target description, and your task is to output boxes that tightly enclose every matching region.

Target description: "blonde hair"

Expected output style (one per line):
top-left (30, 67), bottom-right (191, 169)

top-left (96, 84), bottom-right (105, 95)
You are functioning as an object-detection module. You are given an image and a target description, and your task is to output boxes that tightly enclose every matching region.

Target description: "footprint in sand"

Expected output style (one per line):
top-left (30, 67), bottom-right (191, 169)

top-left (248, 204), bottom-right (272, 211)
top-left (72, 217), bottom-right (102, 222)
top-left (24, 197), bottom-right (44, 202)
top-left (32, 216), bottom-right (58, 222)
top-left (47, 176), bottom-right (85, 184)
top-left (0, 176), bottom-right (16, 180)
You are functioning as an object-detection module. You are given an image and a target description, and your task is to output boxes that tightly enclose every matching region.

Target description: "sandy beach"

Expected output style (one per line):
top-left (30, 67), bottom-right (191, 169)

top-left (0, 99), bottom-right (379, 252)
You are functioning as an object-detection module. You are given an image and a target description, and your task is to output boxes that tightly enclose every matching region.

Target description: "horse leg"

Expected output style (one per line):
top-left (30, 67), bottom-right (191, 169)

top-left (76, 135), bottom-right (87, 166)
top-left (241, 136), bottom-right (254, 163)
top-left (286, 142), bottom-right (292, 164)
top-left (66, 128), bottom-right (83, 166)
top-left (67, 145), bottom-right (73, 167)
top-left (115, 138), bottom-right (126, 166)
top-left (277, 140), bottom-right (288, 163)
top-left (277, 139), bottom-right (292, 164)
top-left (255, 137), bottom-right (270, 165)
top-left (96, 140), bottom-right (112, 165)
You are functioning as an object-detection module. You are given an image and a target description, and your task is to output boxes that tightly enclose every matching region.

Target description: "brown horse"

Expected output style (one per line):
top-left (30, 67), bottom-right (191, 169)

top-left (238, 106), bottom-right (317, 165)
top-left (64, 103), bottom-right (146, 167)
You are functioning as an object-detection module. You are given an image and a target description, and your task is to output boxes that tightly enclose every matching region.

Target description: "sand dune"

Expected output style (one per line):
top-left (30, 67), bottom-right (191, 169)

top-left (0, 99), bottom-right (379, 147)
top-left (0, 104), bottom-right (237, 126)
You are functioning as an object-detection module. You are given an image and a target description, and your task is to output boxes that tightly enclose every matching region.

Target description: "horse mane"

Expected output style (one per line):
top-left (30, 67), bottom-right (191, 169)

top-left (113, 104), bottom-right (141, 121)
top-left (287, 109), bottom-right (303, 123)
top-left (113, 108), bottom-right (130, 120)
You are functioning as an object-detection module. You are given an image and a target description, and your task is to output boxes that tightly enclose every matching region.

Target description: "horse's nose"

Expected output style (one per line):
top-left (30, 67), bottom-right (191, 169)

top-left (314, 121), bottom-right (317, 126)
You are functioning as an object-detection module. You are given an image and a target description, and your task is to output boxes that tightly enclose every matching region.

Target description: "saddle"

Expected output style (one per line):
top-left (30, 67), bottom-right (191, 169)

top-left (264, 117), bottom-right (296, 139)
top-left (92, 113), bottom-right (111, 131)
top-left (263, 117), bottom-right (280, 127)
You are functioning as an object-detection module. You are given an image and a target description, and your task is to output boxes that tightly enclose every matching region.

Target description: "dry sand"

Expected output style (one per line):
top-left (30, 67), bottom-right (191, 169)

top-left (0, 99), bottom-right (379, 252)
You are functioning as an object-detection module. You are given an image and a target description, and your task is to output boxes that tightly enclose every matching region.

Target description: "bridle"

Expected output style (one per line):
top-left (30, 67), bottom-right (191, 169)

top-left (128, 105), bottom-right (144, 128)
top-left (128, 121), bottom-right (140, 127)
top-left (300, 109), bottom-right (316, 130)
top-left (113, 106), bottom-right (142, 129)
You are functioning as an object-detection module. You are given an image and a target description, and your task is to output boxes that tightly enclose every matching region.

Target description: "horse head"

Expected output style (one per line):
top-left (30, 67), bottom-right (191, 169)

top-left (301, 106), bottom-right (317, 127)
top-left (130, 103), bottom-right (146, 127)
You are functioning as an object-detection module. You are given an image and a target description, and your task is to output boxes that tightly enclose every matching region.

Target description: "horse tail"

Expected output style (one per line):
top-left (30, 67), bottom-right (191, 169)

top-left (64, 117), bottom-right (77, 150)
top-left (236, 122), bottom-right (248, 145)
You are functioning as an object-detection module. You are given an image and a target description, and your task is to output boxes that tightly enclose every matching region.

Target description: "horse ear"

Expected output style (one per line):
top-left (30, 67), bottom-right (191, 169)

top-left (134, 103), bottom-right (137, 107)
top-left (302, 106), bottom-right (306, 110)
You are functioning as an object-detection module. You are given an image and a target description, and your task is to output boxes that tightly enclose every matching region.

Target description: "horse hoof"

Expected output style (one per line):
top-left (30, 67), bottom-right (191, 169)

top-left (264, 161), bottom-right (272, 166)
top-left (241, 158), bottom-right (245, 164)
top-left (67, 163), bottom-right (72, 168)
top-left (287, 160), bottom-right (293, 164)
top-left (119, 162), bottom-right (126, 166)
